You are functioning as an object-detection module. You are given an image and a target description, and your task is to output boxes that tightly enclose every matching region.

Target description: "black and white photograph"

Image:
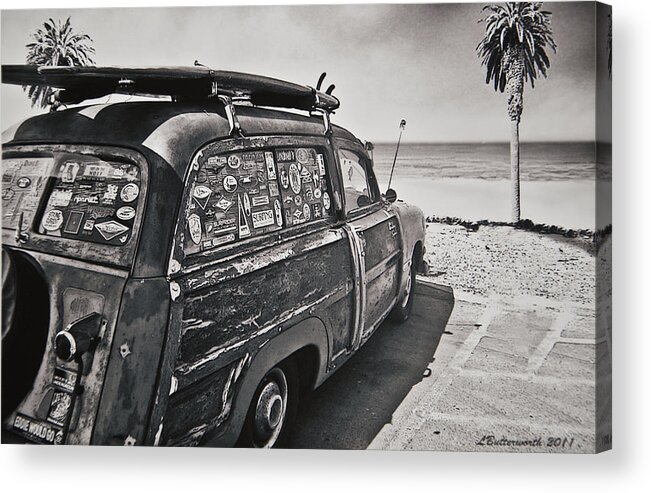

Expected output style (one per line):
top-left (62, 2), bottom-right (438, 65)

top-left (1, 0), bottom-right (612, 458)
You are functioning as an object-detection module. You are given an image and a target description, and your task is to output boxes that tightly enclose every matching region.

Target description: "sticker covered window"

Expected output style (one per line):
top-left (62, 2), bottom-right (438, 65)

top-left (184, 146), bottom-right (333, 254)
top-left (37, 155), bottom-right (142, 246)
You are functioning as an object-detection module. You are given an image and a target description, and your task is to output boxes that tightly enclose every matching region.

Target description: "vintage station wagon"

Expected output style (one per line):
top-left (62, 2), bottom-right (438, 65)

top-left (1, 66), bottom-right (426, 447)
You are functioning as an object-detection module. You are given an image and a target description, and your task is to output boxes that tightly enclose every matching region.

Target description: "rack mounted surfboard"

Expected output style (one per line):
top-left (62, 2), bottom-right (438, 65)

top-left (1, 64), bottom-right (340, 135)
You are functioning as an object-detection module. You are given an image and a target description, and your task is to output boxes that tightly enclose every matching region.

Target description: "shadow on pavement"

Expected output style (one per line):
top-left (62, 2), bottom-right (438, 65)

top-left (288, 280), bottom-right (455, 449)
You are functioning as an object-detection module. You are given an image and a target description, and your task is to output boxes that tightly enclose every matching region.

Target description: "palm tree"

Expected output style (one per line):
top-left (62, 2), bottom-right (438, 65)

top-left (477, 2), bottom-right (556, 223)
top-left (25, 17), bottom-right (95, 108)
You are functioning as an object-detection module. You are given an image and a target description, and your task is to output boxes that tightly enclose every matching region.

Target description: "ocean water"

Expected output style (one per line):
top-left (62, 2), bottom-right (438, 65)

top-left (366, 142), bottom-right (611, 229)
top-left (371, 142), bottom-right (608, 188)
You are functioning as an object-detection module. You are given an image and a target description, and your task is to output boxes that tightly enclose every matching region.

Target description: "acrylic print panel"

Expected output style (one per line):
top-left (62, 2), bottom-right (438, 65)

top-left (0, 1), bottom-right (611, 452)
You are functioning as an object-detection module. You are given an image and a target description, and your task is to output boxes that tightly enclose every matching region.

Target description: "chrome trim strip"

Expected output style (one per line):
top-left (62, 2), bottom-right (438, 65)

top-left (342, 223), bottom-right (365, 351)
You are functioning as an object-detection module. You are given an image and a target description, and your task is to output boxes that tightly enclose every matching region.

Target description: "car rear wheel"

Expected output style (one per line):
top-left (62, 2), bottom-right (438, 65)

top-left (238, 360), bottom-right (298, 448)
top-left (391, 254), bottom-right (416, 323)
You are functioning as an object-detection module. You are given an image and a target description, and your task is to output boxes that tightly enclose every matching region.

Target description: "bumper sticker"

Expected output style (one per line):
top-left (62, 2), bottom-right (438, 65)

top-left (13, 414), bottom-right (65, 445)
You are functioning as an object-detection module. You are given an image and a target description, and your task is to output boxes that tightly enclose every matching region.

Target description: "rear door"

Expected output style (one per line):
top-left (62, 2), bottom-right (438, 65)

top-left (332, 140), bottom-right (402, 348)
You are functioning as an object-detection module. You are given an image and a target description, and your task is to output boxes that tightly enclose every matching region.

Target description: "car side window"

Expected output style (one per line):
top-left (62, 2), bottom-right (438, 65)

top-left (182, 145), bottom-right (334, 255)
top-left (337, 149), bottom-right (375, 214)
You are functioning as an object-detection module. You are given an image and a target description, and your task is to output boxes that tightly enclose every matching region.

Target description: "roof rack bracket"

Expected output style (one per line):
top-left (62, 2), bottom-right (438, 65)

top-left (218, 94), bottom-right (244, 137)
top-left (313, 108), bottom-right (331, 136)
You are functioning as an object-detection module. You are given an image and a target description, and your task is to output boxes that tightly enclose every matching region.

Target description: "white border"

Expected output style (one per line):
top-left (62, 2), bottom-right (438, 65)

top-left (1, 0), bottom-right (649, 492)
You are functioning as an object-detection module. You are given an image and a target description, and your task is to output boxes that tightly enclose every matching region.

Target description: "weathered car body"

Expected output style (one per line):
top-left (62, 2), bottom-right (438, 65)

top-left (2, 95), bottom-right (426, 446)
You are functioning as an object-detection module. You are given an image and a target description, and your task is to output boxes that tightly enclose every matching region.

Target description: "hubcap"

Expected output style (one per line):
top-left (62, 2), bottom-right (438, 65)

top-left (252, 368), bottom-right (288, 448)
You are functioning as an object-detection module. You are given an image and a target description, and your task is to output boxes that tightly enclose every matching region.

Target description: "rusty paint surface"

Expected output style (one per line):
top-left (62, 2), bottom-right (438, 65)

top-left (91, 277), bottom-right (170, 445)
top-left (176, 234), bottom-right (353, 375)
top-left (1, 251), bottom-right (127, 445)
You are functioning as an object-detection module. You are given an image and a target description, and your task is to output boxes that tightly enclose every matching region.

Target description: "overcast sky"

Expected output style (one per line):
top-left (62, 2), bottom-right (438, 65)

top-left (1, 2), bottom-right (600, 143)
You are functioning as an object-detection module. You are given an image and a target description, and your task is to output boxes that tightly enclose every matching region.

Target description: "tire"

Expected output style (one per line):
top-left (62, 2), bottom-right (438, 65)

top-left (391, 254), bottom-right (416, 323)
top-left (237, 359), bottom-right (298, 448)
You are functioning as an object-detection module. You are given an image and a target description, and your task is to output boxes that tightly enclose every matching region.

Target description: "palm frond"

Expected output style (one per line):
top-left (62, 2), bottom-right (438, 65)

top-left (477, 1), bottom-right (556, 92)
top-left (23, 16), bottom-right (95, 108)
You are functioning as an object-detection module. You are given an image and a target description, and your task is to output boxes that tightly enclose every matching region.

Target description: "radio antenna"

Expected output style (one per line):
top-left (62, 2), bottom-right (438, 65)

top-left (387, 119), bottom-right (406, 191)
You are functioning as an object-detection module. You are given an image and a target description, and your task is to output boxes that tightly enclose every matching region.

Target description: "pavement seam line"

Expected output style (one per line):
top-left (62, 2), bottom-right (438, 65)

top-left (527, 309), bottom-right (574, 375)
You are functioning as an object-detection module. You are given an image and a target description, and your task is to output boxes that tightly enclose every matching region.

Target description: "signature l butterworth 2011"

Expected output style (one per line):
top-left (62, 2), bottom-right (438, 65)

top-left (477, 435), bottom-right (577, 449)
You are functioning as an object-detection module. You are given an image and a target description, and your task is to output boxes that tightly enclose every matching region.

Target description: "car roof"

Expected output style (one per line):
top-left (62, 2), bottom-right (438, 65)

top-left (2, 101), bottom-right (360, 177)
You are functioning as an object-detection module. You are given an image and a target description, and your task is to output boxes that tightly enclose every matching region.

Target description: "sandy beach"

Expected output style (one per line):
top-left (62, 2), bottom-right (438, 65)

top-left (422, 222), bottom-right (599, 305)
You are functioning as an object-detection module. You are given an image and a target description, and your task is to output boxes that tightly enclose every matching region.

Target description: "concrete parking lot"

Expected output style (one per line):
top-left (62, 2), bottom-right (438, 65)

top-left (289, 278), bottom-right (609, 453)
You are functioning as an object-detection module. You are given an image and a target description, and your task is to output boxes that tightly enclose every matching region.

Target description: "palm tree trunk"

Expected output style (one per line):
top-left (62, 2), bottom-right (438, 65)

top-left (505, 45), bottom-right (525, 223)
top-left (510, 119), bottom-right (521, 223)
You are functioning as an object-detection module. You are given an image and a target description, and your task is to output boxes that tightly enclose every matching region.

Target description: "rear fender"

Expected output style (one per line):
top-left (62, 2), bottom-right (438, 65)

top-left (202, 316), bottom-right (329, 447)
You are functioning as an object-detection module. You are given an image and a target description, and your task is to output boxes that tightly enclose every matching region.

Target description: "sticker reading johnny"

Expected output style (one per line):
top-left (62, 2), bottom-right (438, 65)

top-left (216, 197), bottom-right (233, 212)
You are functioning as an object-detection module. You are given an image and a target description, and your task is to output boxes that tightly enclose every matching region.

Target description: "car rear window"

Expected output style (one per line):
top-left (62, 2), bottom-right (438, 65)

top-left (183, 146), bottom-right (333, 254)
top-left (2, 153), bottom-right (143, 246)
